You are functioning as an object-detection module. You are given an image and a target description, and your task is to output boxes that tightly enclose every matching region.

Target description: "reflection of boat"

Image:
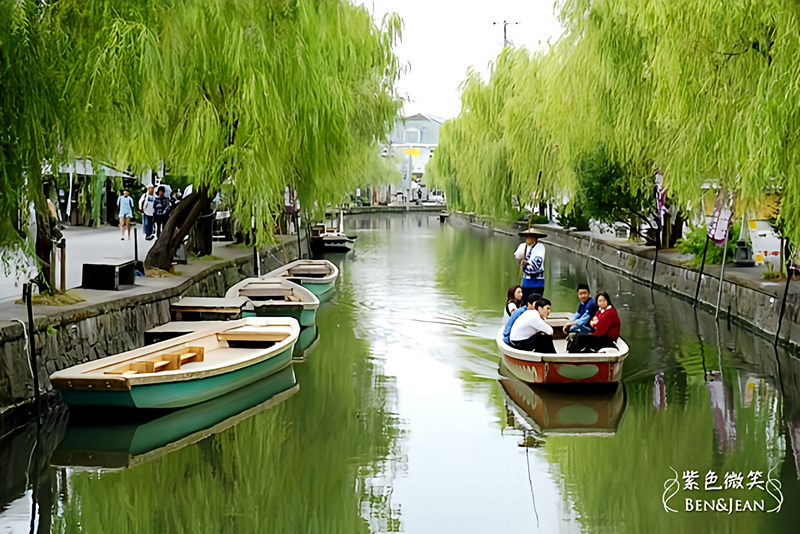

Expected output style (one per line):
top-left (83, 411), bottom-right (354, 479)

top-left (225, 278), bottom-right (319, 327)
top-left (263, 259), bottom-right (338, 297)
top-left (51, 365), bottom-right (298, 471)
top-left (499, 365), bottom-right (627, 436)
top-left (169, 296), bottom-right (252, 321)
top-left (146, 321), bottom-right (319, 361)
top-left (50, 318), bottom-right (299, 408)
top-left (310, 210), bottom-right (357, 253)
top-left (497, 313), bottom-right (628, 384)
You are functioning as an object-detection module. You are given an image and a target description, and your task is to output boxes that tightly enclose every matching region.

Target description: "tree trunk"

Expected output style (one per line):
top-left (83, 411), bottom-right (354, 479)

top-left (668, 211), bottom-right (686, 249)
top-left (144, 191), bottom-right (210, 271)
top-left (28, 153), bottom-right (53, 293)
top-left (188, 209), bottom-right (214, 257)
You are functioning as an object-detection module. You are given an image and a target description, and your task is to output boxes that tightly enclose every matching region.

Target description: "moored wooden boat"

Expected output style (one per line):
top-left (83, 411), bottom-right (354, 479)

top-left (170, 296), bottom-right (252, 321)
top-left (310, 226), bottom-right (357, 253)
top-left (225, 278), bottom-right (319, 327)
top-left (50, 317), bottom-right (299, 409)
top-left (145, 321), bottom-right (319, 361)
top-left (263, 259), bottom-right (338, 297)
top-left (51, 365), bottom-right (298, 471)
top-left (497, 329), bottom-right (628, 385)
top-left (499, 365), bottom-right (627, 436)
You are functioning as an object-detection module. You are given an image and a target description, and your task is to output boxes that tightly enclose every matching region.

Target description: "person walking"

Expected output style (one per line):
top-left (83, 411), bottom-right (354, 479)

top-left (138, 184), bottom-right (156, 240)
top-left (117, 189), bottom-right (134, 240)
top-left (153, 186), bottom-right (171, 238)
top-left (514, 229), bottom-right (547, 300)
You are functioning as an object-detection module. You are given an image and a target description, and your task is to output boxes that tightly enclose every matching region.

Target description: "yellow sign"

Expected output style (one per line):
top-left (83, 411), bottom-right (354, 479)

top-left (403, 148), bottom-right (420, 157)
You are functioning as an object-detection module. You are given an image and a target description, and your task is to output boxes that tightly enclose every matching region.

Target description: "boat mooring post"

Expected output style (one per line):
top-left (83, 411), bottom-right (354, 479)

top-left (693, 235), bottom-right (711, 307)
top-left (295, 212), bottom-right (303, 259)
top-left (714, 244), bottom-right (729, 321)
top-left (253, 246), bottom-right (260, 277)
top-left (774, 248), bottom-right (795, 346)
top-left (24, 283), bottom-right (41, 411)
top-left (134, 227), bottom-right (139, 262)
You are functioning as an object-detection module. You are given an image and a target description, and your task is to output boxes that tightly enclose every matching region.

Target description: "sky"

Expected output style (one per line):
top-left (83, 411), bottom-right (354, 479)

top-left (357, 0), bottom-right (564, 119)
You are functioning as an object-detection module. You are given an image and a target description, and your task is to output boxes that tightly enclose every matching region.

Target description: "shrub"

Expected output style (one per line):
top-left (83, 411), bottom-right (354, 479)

top-left (676, 225), bottom-right (740, 265)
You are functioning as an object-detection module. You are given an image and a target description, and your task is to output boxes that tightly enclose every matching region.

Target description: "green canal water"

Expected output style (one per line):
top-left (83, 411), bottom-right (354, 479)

top-left (2, 212), bottom-right (799, 533)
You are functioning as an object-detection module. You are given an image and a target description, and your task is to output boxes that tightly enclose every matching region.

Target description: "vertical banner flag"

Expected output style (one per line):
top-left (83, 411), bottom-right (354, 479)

top-left (655, 169), bottom-right (667, 227)
top-left (708, 189), bottom-right (735, 247)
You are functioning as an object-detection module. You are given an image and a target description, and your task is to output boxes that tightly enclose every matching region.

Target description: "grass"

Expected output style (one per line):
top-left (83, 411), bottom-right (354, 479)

top-left (15, 290), bottom-right (85, 306)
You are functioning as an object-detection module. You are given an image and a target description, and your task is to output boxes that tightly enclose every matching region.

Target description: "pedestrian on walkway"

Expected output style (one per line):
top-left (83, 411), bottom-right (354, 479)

top-left (138, 184), bottom-right (156, 240)
top-left (153, 185), bottom-right (171, 238)
top-left (514, 229), bottom-right (547, 300)
top-left (117, 189), bottom-right (134, 240)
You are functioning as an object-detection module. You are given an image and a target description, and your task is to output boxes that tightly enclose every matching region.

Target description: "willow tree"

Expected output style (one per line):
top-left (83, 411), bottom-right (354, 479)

top-left (81, 0), bottom-right (402, 271)
top-left (435, 0), bottom-right (800, 247)
top-left (0, 1), bottom-right (65, 289)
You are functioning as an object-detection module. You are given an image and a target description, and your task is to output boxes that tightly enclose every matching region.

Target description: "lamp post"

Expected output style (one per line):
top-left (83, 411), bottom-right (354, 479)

top-left (493, 20), bottom-right (520, 48)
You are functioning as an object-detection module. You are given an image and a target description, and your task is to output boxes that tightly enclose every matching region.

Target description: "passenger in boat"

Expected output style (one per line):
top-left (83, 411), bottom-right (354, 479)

top-left (503, 285), bottom-right (523, 325)
top-left (562, 283), bottom-right (598, 335)
top-left (567, 292), bottom-right (620, 353)
top-left (514, 229), bottom-right (546, 300)
top-left (508, 296), bottom-right (556, 353)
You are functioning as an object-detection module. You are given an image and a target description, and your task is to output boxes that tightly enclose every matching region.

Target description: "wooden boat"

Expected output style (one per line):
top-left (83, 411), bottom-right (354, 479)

top-left (310, 209), bottom-right (357, 253)
top-left (499, 364), bottom-right (627, 436)
top-left (497, 314), bottom-right (628, 384)
top-left (145, 321), bottom-right (319, 361)
top-left (439, 210), bottom-right (450, 223)
top-left (169, 296), bottom-right (252, 321)
top-left (263, 259), bottom-right (338, 297)
top-left (225, 278), bottom-right (319, 327)
top-left (51, 365), bottom-right (298, 471)
top-left (50, 317), bottom-right (299, 408)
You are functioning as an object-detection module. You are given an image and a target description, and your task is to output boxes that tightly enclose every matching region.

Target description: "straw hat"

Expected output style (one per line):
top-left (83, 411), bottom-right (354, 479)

top-left (518, 228), bottom-right (547, 239)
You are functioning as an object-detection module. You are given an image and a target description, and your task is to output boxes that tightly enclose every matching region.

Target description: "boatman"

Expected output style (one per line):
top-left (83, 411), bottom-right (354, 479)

top-left (514, 228), bottom-right (547, 300)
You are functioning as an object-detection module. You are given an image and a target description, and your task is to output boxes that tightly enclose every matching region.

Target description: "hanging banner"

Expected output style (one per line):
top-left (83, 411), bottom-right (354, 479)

top-left (654, 169), bottom-right (667, 227)
top-left (708, 189), bottom-right (735, 247)
top-left (399, 154), bottom-right (413, 190)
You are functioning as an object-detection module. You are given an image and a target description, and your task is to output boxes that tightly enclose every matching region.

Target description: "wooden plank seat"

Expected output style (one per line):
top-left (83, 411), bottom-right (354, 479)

top-left (105, 347), bottom-right (205, 376)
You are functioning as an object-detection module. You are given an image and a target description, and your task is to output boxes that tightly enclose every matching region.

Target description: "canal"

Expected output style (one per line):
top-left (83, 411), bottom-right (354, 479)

top-left (2, 212), bottom-right (799, 533)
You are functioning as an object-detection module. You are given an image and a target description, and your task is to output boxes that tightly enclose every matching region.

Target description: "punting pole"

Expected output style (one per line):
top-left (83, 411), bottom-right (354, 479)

top-left (693, 235), bottom-right (711, 307)
top-left (774, 247), bottom-right (795, 346)
top-left (714, 243), bottom-right (728, 321)
top-left (518, 171), bottom-right (542, 279)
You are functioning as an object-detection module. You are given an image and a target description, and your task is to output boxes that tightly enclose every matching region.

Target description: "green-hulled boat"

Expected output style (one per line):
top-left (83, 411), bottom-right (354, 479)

top-left (144, 321), bottom-right (319, 361)
top-left (50, 318), bottom-right (299, 409)
top-left (51, 365), bottom-right (298, 471)
top-left (225, 278), bottom-right (319, 327)
top-left (262, 259), bottom-right (339, 297)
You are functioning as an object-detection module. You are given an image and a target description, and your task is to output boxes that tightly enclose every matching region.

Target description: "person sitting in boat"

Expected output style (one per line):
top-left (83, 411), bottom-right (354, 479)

top-left (567, 292), bottom-right (620, 353)
top-left (513, 229), bottom-right (546, 300)
top-left (503, 285), bottom-right (523, 325)
top-left (508, 296), bottom-right (556, 353)
top-left (562, 283), bottom-right (598, 335)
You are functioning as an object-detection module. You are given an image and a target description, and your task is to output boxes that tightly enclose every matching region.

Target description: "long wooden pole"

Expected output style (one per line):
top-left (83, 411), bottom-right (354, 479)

top-left (519, 171), bottom-right (543, 279)
top-left (774, 247), bottom-right (795, 346)
top-left (714, 243), bottom-right (728, 321)
top-left (693, 235), bottom-right (710, 306)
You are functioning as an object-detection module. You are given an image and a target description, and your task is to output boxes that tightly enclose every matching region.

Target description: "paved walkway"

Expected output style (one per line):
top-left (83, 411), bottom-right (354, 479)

top-left (0, 224), bottom-right (300, 326)
top-left (540, 223), bottom-right (798, 297)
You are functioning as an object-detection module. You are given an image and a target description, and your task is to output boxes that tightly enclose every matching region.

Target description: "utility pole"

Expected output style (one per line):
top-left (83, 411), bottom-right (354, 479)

top-left (493, 20), bottom-right (520, 48)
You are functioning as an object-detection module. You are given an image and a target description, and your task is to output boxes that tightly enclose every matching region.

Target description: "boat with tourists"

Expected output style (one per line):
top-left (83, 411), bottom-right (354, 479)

top-left (499, 364), bottom-right (627, 436)
top-left (497, 312), bottom-right (629, 385)
top-left (310, 209), bottom-right (357, 253)
top-left (51, 365), bottom-right (299, 471)
top-left (263, 259), bottom-right (339, 297)
top-left (225, 278), bottom-right (319, 327)
top-left (50, 317), bottom-right (300, 409)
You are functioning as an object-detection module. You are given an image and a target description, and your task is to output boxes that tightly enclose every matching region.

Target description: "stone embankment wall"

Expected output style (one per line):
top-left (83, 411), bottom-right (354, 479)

top-left (451, 212), bottom-right (800, 350)
top-left (0, 242), bottom-right (300, 411)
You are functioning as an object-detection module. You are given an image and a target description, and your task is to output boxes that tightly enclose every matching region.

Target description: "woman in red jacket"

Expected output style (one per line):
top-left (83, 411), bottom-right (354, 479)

top-left (568, 292), bottom-right (620, 353)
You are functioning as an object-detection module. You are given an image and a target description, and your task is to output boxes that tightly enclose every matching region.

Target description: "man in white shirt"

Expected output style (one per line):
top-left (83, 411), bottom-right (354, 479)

top-left (138, 184), bottom-right (156, 239)
top-left (514, 229), bottom-right (547, 300)
top-left (509, 296), bottom-right (556, 353)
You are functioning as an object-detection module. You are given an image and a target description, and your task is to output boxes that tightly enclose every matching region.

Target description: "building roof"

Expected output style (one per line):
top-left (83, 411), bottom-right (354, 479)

top-left (404, 113), bottom-right (446, 124)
